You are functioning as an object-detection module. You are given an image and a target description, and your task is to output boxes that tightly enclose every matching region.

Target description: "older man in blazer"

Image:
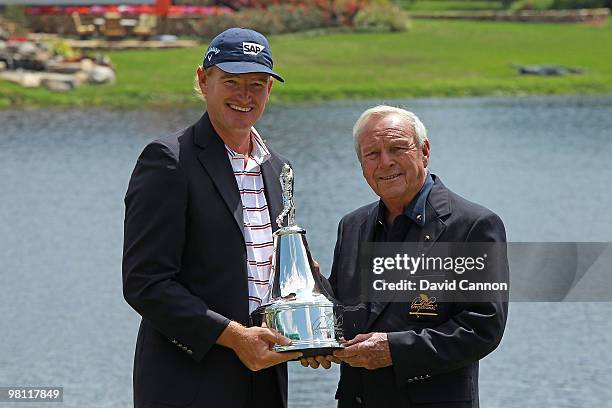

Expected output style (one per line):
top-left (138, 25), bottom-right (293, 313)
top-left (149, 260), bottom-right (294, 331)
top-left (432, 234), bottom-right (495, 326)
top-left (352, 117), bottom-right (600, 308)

top-left (122, 28), bottom-right (301, 408)
top-left (305, 106), bottom-right (508, 408)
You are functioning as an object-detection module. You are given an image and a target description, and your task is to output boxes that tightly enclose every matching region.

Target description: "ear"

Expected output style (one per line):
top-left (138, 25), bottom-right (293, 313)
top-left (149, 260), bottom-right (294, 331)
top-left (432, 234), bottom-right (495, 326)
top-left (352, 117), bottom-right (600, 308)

top-left (421, 140), bottom-right (431, 168)
top-left (267, 77), bottom-right (274, 97)
top-left (197, 66), bottom-right (207, 97)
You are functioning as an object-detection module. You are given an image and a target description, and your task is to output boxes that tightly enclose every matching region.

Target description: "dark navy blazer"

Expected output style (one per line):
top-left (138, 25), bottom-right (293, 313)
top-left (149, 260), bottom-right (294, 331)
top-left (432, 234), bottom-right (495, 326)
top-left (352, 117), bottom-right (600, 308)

top-left (122, 113), bottom-right (289, 408)
top-left (328, 175), bottom-right (509, 408)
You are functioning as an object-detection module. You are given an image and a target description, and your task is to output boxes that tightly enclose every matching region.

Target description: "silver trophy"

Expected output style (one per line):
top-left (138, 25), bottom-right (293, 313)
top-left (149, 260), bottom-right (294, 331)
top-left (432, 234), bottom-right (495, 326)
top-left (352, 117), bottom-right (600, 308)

top-left (256, 164), bottom-right (343, 357)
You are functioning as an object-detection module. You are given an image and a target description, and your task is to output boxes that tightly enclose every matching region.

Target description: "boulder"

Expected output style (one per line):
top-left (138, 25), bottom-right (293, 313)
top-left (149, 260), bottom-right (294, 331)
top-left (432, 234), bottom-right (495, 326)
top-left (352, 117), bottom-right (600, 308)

top-left (0, 70), bottom-right (43, 87)
top-left (88, 65), bottom-right (115, 84)
top-left (42, 78), bottom-right (74, 92)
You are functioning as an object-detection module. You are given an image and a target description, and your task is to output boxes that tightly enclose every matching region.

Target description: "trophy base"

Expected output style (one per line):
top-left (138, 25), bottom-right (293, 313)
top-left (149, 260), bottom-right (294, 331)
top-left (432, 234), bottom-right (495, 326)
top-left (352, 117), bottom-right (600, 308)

top-left (274, 342), bottom-right (343, 359)
top-left (295, 346), bottom-right (344, 359)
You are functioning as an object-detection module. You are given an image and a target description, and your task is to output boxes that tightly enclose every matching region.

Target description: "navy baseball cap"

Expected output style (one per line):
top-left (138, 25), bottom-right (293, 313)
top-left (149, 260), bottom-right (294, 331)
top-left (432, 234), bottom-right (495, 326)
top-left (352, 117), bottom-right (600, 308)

top-left (203, 28), bottom-right (284, 83)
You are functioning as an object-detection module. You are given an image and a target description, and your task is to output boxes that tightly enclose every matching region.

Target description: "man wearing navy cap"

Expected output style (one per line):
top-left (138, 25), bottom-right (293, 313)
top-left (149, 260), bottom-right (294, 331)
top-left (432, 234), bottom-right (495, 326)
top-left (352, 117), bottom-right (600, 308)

top-left (123, 28), bottom-right (300, 408)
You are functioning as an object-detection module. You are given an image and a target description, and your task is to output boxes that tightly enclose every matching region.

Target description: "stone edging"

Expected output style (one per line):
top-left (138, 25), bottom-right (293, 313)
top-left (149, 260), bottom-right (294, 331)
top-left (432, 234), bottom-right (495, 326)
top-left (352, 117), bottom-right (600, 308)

top-left (410, 8), bottom-right (610, 23)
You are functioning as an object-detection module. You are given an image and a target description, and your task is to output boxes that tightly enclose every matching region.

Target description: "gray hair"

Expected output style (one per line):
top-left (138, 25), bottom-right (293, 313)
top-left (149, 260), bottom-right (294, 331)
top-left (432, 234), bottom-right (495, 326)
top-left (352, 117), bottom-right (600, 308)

top-left (353, 105), bottom-right (428, 161)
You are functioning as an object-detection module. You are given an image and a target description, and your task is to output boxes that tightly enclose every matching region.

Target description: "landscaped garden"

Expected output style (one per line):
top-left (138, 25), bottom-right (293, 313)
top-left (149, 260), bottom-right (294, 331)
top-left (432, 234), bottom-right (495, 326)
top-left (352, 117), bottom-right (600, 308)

top-left (1, 0), bottom-right (611, 107)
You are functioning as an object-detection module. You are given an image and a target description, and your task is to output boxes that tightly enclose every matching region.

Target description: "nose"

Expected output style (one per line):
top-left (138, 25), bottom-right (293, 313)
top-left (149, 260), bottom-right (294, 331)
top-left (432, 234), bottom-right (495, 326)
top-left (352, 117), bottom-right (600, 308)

top-left (379, 149), bottom-right (395, 168)
top-left (236, 83), bottom-right (252, 103)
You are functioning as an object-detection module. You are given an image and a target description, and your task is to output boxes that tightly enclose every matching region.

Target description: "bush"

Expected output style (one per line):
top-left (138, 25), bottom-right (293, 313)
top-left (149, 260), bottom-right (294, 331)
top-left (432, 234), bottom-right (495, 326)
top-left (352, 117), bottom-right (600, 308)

top-left (232, 7), bottom-right (284, 34)
top-left (236, 5), bottom-right (331, 34)
top-left (267, 5), bottom-right (330, 33)
top-left (550, 0), bottom-right (607, 8)
top-left (212, 0), bottom-right (368, 26)
top-left (187, 13), bottom-right (242, 37)
top-left (510, 0), bottom-right (554, 10)
top-left (187, 0), bottom-right (409, 36)
top-left (190, 4), bottom-right (332, 35)
top-left (354, 0), bottom-right (410, 32)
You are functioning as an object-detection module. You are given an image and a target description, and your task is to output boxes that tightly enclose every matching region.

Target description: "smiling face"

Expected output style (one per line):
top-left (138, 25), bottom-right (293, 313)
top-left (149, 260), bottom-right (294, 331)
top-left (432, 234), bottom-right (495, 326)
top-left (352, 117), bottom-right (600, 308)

top-left (358, 113), bottom-right (430, 211)
top-left (198, 66), bottom-right (273, 143)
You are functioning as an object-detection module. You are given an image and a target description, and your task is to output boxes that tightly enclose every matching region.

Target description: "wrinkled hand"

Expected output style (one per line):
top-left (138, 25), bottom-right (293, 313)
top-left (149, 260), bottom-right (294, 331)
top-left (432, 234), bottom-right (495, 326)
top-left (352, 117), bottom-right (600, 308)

top-left (333, 332), bottom-right (392, 370)
top-left (218, 322), bottom-right (302, 371)
top-left (299, 354), bottom-right (341, 369)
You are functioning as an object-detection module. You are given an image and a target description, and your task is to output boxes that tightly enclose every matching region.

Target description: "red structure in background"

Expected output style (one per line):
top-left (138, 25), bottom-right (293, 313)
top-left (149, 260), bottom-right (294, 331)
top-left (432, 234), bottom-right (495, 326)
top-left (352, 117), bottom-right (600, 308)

top-left (26, 3), bottom-right (232, 15)
top-left (154, 0), bottom-right (170, 15)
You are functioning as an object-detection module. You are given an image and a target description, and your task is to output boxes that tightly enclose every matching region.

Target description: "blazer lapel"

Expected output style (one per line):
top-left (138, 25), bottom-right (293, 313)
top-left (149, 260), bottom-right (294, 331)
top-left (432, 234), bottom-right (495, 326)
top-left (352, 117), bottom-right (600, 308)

top-left (194, 113), bottom-right (244, 238)
top-left (419, 177), bottom-right (450, 254)
top-left (261, 155), bottom-right (283, 233)
top-left (364, 176), bottom-right (451, 331)
top-left (355, 205), bottom-right (378, 331)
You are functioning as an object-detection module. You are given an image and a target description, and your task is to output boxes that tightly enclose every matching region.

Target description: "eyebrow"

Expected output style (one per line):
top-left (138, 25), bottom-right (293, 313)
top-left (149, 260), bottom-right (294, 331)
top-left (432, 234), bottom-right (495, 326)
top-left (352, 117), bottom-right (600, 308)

top-left (219, 74), bottom-right (270, 83)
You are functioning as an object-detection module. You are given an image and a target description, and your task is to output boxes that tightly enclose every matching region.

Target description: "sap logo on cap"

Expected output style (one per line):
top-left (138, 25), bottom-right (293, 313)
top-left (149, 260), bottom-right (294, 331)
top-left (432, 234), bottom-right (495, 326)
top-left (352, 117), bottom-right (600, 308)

top-left (243, 42), bottom-right (265, 56)
top-left (206, 46), bottom-right (220, 61)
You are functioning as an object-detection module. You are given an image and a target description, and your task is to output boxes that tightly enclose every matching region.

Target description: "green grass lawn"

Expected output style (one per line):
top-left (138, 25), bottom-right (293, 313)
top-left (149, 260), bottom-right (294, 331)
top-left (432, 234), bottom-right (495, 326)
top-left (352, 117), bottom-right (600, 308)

top-left (1, 19), bottom-right (611, 108)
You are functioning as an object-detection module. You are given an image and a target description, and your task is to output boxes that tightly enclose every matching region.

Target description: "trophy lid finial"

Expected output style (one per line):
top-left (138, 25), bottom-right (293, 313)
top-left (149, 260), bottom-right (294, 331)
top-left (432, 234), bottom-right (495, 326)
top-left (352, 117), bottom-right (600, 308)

top-left (276, 164), bottom-right (296, 228)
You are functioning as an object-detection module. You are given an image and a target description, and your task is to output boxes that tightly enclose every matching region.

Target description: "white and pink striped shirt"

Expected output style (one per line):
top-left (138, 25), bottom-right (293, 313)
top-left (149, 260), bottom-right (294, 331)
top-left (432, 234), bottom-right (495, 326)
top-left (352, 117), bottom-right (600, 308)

top-left (225, 128), bottom-right (274, 314)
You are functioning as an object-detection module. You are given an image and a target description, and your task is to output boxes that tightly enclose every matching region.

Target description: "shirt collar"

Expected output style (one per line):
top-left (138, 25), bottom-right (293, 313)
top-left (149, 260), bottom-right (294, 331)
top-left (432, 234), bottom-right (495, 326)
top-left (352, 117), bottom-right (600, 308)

top-left (224, 127), bottom-right (271, 165)
top-left (377, 172), bottom-right (434, 227)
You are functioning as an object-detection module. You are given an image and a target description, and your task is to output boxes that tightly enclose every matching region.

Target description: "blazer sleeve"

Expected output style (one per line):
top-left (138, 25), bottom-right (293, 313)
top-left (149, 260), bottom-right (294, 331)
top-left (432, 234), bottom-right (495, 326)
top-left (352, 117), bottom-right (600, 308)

top-left (387, 212), bottom-right (509, 386)
top-left (122, 142), bottom-right (230, 362)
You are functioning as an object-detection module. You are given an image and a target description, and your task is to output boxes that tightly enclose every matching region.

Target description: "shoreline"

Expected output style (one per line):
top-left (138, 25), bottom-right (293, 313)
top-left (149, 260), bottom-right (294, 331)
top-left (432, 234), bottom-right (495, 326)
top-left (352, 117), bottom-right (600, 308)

top-left (2, 92), bottom-right (611, 111)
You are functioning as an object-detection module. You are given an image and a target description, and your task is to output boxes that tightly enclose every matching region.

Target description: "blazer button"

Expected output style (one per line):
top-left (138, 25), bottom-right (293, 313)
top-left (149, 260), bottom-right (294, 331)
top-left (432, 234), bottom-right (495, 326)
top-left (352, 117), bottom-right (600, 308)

top-left (424, 234), bottom-right (431, 241)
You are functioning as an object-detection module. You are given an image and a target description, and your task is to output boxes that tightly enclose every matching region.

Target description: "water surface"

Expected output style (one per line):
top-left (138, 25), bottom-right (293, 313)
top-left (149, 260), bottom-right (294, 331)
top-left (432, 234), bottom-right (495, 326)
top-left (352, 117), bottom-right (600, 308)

top-left (1, 96), bottom-right (611, 407)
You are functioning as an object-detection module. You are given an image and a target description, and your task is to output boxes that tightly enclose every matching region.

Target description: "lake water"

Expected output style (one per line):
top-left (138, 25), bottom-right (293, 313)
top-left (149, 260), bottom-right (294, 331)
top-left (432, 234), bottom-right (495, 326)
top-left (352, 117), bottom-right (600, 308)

top-left (1, 96), bottom-right (611, 408)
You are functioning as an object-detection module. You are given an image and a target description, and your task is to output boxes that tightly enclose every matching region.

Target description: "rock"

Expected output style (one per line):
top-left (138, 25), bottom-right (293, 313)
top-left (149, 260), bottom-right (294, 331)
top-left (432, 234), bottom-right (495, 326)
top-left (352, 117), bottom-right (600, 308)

top-left (80, 58), bottom-right (94, 72)
top-left (18, 42), bottom-right (38, 56)
top-left (42, 78), bottom-right (74, 92)
top-left (20, 72), bottom-right (43, 87)
top-left (45, 60), bottom-right (83, 74)
top-left (88, 65), bottom-right (115, 84)
top-left (0, 70), bottom-right (43, 87)
top-left (74, 70), bottom-right (88, 84)
top-left (95, 54), bottom-right (112, 66)
top-left (155, 34), bottom-right (178, 42)
top-left (1, 39), bottom-right (115, 89)
top-left (40, 73), bottom-right (80, 91)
